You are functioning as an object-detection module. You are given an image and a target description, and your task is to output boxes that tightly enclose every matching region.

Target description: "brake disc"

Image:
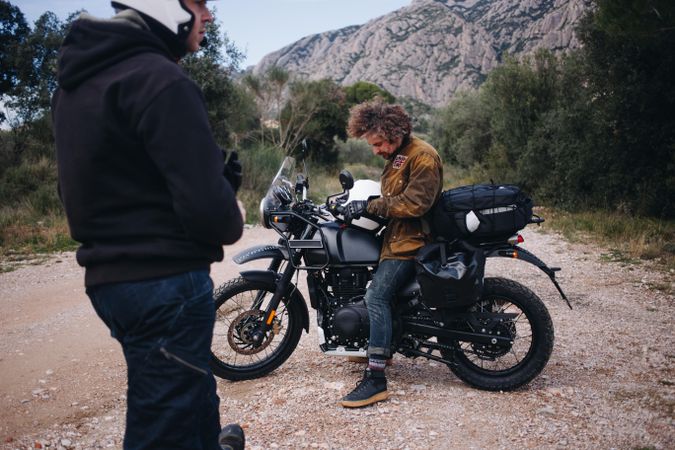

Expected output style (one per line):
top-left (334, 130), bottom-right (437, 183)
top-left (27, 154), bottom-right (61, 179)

top-left (227, 310), bottom-right (275, 355)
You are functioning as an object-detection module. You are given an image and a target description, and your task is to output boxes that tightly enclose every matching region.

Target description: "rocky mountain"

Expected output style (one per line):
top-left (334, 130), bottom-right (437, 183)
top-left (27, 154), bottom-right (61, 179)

top-left (253, 0), bottom-right (591, 107)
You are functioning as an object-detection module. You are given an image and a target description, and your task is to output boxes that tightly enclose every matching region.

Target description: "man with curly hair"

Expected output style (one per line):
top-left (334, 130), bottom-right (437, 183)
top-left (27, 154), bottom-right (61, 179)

top-left (340, 99), bottom-right (443, 408)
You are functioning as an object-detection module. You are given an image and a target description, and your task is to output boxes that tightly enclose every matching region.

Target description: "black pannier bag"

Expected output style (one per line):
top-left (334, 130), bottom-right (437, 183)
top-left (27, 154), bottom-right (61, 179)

top-left (415, 240), bottom-right (485, 308)
top-left (431, 184), bottom-right (533, 242)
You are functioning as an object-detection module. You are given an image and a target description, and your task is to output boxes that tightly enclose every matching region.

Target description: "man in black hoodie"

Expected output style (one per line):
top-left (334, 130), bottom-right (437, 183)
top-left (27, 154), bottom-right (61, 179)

top-left (52, 1), bottom-right (244, 449)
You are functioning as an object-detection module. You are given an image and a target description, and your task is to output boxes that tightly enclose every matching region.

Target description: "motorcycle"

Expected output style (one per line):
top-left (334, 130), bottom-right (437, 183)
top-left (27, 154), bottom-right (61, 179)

top-left (210, 157), bottom-right (570, 391)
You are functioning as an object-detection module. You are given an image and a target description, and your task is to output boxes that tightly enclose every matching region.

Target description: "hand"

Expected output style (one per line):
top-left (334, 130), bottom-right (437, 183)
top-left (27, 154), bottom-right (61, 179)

top-left (222, 150), bottom-right (242, 193)
top-left (344, 200), bottom-right (368, 222)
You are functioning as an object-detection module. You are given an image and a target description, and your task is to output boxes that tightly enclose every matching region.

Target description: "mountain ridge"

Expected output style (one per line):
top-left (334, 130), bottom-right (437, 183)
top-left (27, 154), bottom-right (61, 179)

top-left (253, 0), bottom-right (591, 107)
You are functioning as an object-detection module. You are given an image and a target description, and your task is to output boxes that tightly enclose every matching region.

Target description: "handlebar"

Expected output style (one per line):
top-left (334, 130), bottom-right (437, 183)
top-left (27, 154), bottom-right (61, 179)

top-left (329, 203), bottom-right (346, 216)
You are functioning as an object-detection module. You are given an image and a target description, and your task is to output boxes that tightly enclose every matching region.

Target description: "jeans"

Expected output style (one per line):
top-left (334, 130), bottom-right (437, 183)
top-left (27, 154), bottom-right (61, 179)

top-left (87, 270), bottom-right (221, 450)
top-left (365, 259), bottom-right (416, 358)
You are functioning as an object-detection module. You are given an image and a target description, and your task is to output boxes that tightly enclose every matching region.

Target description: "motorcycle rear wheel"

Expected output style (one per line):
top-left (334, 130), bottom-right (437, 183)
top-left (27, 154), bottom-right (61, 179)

top-left (210, 277), bottom-right (304, 381)
top-left (440, 277), bottom-right (554, 391)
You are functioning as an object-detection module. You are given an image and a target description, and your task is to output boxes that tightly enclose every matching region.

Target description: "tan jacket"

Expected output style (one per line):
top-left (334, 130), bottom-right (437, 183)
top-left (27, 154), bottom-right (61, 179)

top-left (367, 136), bottom-right (443, 260)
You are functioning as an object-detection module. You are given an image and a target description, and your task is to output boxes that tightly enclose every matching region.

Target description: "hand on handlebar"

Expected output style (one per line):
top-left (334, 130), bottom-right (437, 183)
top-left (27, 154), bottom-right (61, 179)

top-left (344, 200), bottom-right (368, 223)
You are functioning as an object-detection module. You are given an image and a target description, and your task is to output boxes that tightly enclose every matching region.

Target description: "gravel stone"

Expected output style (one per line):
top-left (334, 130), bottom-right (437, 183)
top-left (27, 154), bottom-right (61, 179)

top-left (1, 227), bottom-right (673, 449)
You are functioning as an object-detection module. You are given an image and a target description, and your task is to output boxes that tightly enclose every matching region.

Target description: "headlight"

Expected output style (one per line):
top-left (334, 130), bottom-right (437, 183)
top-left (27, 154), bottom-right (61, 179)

top-left (259, 197), bottom-right (271, 228)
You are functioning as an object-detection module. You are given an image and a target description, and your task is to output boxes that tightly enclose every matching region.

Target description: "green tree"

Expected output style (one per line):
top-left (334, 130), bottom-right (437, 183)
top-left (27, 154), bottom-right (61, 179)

top-left (0, 0), bottom-right (29, 123)
top-left (479, 50), bottom-right (561, 184)
top-left (241, 66), bottom-right (290, 146)
top-left (9, 11), bottom-right (64, 125)
top-left (242, 69), bottom-right (348, 161)
top-left (0, 1), bottom-right (29, 172)
top-left (1, 9), bottom-right (67, 166)
top-left (182, 11), bottom-right (256, 148)
top-left (281, 79), bottom-right (349, 165)
top-left (515, 53), bottom-right (590, 206)
top-left (399, 96), bottom-right (433, 135)
top-left (429, 91), bottom-right (491, 167)
top-left (576, 0), bottom-right (675, 216)
top-left (343, 81), bottom-right (395, 107)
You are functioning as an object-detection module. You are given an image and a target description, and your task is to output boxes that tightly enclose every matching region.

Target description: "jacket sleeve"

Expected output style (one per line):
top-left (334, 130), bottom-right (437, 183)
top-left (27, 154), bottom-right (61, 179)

top-left (367, 153), bottom-right (442, 219)
top-left (136, 78), bottom-right (243, 245)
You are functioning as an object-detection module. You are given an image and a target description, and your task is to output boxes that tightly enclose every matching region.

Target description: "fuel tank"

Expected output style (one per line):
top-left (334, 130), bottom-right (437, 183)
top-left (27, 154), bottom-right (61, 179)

top-left (304, 222), bottom-right (381, 266)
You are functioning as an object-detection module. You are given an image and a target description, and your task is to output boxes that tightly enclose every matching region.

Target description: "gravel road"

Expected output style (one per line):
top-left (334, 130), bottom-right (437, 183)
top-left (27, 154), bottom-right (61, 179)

top-left (1, 226), bottom-right (673, 450)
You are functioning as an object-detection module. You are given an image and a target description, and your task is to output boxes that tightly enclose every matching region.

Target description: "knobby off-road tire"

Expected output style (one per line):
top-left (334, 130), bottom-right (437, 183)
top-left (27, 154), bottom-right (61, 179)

top-left (441, 277), bottom-right (554, 391)
top-left (210, 277), bottom-right (304, 381)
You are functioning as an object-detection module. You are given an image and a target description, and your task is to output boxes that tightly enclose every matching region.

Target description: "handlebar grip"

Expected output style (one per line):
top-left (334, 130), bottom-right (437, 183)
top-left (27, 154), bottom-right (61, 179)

top-left (330, 203), bottom-right (345, 215)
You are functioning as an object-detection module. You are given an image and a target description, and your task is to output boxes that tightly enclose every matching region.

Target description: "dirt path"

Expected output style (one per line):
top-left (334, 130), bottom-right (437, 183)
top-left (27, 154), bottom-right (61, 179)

top-left (1, 226), bottom-right (673, 449)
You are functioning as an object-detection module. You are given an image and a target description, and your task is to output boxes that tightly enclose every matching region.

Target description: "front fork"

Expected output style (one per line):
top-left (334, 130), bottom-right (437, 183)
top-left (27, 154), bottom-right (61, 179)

top-left (249, 229), bottom-right (310, 345)
top-left (249, 259), bottom-right (300, 345)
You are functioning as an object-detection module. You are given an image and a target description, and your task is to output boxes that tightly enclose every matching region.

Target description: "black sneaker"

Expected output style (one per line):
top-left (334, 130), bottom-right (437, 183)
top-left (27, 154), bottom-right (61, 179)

top-left (340, 368), bottom-right (389, 408)
top-left (219, 423), bottom-right (245, 450)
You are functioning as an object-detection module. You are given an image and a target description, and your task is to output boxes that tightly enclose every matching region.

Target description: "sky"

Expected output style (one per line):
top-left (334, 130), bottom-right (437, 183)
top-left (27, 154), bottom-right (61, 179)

top-left (15, 0), bottom-right (412, 67)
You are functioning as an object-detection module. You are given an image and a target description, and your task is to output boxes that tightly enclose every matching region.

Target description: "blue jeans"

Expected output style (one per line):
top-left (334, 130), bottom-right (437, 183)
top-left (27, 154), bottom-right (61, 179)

top-left (87, 270), bottom-right (221, 450)
top-left (365, 259), bottom-right (416, 358)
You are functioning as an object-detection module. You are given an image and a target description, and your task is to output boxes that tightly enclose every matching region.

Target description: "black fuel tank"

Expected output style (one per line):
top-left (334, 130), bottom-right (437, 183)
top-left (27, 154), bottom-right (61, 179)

top-left (304, 223), bottom-right (381, 266)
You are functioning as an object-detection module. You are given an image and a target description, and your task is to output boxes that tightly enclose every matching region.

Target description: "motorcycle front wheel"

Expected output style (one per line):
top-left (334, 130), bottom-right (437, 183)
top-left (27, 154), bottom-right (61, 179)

top-left (210, 277), bottom-right (304, 381)
top-left (440, 277), bottom-right (554, 391)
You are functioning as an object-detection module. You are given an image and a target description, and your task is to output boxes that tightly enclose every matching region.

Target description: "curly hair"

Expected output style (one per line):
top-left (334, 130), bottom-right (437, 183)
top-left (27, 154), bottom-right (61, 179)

top-left (347, 98), bottom-right (412, 142)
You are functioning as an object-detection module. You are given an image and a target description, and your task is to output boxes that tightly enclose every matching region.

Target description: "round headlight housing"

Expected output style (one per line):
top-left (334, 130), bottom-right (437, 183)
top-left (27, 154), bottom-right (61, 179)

top-left (259, 197), bottom-right (272, 228)
top-left (259, 182), bottom-right (294, 229)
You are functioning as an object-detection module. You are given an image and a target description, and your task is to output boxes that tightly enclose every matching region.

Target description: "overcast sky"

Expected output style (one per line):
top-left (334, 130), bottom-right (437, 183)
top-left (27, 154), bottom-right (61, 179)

top-left (15, 0), bottom-right (412, 67)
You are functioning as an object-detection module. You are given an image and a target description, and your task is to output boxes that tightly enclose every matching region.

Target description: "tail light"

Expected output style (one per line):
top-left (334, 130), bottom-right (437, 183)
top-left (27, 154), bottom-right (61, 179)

top-left (508, 234), bottom-right (524, 245)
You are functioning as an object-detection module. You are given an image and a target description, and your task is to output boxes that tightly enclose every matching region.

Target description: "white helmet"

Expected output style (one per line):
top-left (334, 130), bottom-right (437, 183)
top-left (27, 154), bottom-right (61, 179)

top-left (346, 179), bottom-right (382, 231)
top-left (111, 0), bottom-right (193, 38)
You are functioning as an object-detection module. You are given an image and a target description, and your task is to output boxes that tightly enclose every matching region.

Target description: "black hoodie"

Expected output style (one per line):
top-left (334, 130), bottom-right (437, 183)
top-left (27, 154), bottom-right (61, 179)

top-left (52, 16), bottom-right (243, 286)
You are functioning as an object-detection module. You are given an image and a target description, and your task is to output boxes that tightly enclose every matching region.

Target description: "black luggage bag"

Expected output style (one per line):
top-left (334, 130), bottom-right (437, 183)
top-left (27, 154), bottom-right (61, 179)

top-left (431, 184), bottom-right (533, 242)
top-left (415, 239), bottom-right (486, 308)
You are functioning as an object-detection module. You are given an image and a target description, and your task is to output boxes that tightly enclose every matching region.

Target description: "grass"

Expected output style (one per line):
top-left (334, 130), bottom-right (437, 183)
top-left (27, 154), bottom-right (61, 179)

top-left (540, 208), bottom-right (675, 272)
top-left (0, 154), bottom-right (78, 268)
top-left (0, 207), bottom-right (77, 272)
top-left (1, 212), bottom-right (76, 254)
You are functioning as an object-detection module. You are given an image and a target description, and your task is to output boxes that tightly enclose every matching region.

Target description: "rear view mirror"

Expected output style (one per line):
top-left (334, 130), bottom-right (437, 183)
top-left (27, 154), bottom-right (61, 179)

top-left (339, 170), bottom-right (354, 191)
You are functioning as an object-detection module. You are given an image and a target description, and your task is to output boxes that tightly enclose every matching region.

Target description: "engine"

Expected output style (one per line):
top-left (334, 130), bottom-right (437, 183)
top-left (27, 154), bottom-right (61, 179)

top-left (326, 267), bottom-right (369, 302)
top-left (331, 299), bottom-right (369, 348)
top-left (316, 268), bottom-right (372, 352)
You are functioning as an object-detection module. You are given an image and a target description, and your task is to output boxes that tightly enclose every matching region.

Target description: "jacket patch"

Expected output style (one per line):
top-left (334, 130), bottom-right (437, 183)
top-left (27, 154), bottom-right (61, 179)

top-left (392, 155), bottom-right (408, 169)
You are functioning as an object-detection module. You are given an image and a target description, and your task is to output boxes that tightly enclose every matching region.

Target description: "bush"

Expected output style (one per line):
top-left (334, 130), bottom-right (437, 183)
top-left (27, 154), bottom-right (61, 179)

top-left (336, 138), bottom-right (380, 167)
top-left (0, 156), bottom-right (59, 209)
top-left (429, 91), bottom-right (491, 167)
top-left (237, 144), bottom-right (285, 224)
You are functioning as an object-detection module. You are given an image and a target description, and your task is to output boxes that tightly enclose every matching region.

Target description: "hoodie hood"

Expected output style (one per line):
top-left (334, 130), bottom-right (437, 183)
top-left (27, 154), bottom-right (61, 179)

top-left (57, 11), bottom-right (178, 91)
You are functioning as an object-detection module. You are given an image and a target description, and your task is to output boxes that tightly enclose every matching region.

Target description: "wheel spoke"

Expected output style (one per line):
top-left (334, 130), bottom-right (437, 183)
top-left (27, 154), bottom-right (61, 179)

top-left (435, 279), bottom-right (553, 391)
top-left (211, 278), bottom-right (302, 378)
top-left (509, 347), bottom-right (522, 364)
top-left (445, 295), bottom-right (538, 374)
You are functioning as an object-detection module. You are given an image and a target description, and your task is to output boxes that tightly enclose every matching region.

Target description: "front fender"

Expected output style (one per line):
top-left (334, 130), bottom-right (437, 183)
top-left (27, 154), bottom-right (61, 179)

top-left (233, 245), bottom-right (288, 265)
top-left (239, 270), bottom-right (310, 332)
